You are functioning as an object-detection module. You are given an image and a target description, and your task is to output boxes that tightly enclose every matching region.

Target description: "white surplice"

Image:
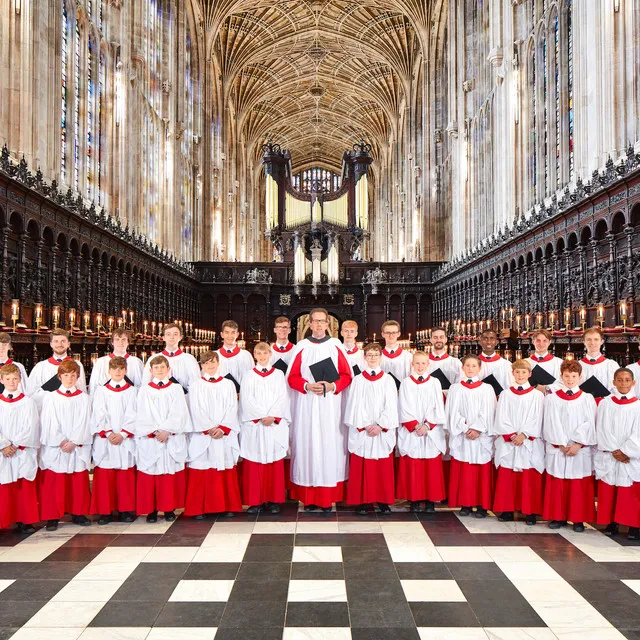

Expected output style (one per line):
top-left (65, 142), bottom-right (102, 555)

top-left (142, 349), bottom-right (201, 392)
top-left (629, 361), bottom-right (640, 398)
top-left (89, 353), bottom-right (145, 394)
top-left (0, 392), bottom-right (39, 484)
top-left (0, 359), bottom-right (28, 395)
top-left (217, 345), bottom-right (255, 385)
top-left (478, 353), bottom-right (514, 392)
top-left (426, 352), bottom-right (462, 389)
top-left (381, 347), bottom-right (413, 382)
top-left (579, 355), bottom-right (619, 394)
top-left (27, 357), bottom-right (87, 409)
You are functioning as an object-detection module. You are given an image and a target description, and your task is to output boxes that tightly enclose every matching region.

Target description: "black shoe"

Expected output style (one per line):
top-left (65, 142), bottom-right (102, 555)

top-left (498, 511), bottom-right (514, 522)
top-left (17, 523), bottom-right (36, 534)
top-left (72, 515), bottom-right (91, 526)
top-left (321, 506), bottom-right (333, 513)
top-left (378, 503), bottom-right (391, 514)
top-left (474, 507), bottom-right (488, 519)
top-left (409, 501), bottom-right (422, 512)
top-left (459, 506), bottom-right (472, 517)
top-left (572, 522), bottom-right (585, 533)
top-left (357, 504), bottom-right (369, 515)
top-left (221, 511), bottom-right (235, 518)
top-left (120, 511), bottom-right (136, 523)
top-left (424, 501), bottom-right (436, 513)
top-left (247, 505), bottom-right (262, 514)
top-left (164, 511), bottom-right (176, 522)
top-left (604, 523), bottom-right (619, 537)
top-left (628, 527), bottom-right (640, 540)
top-left (45, 519), bottom-right (59, 531)
top-left (146, 511), bottom-right (158, 523)
top-left (525, 514), bottom-right (537, 526)
top-left (548, 520), bottom-right (567, 529)
top-left (98, 515), bottom-right (112, 526)
top-left (269, 503), bottom-right (280, 514)
top-left (304, 504), bottom-right (318, 512)
top-left (193, 514), bottom-right (206, 520)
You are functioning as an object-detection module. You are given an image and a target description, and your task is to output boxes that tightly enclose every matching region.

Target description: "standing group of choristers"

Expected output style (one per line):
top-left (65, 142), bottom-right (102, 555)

top-left (1, 317), bottom-right (639, 540)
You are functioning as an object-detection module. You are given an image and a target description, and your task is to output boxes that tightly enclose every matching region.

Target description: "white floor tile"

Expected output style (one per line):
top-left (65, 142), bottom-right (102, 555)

top-left (0, 579), bottom-right (15, 594)
top-left (253, 521), bottom-right (296, 534)
top-left (337, 522), bottom-right (381, 534)
top-left (495, 561), bottom-right (563, 582)
top-left (124, 519), bottom-right (175, 534)
top-left (529, 601), bottom-right (613, 628)
top-left (75, 561), bottom-right (140, 581)
top-left (482, 546), bottom-right (543, 563)
top-left (418, 629), bottom-right (488, 639)
top-left (283, 629), bottom-right (352, 640)
top-left (52, 579), bottom-right (124, 602)
top-left (169, 579), bottom-right (234, 602)
top-left (437, 546), bottom-right (493, 562)
top-left (509, 579), bottom-right (584, 603)
top-left (504, 522), bottom-right (557, 534)
top-left (209, 521), bottom-right (255, 534)
top-left (550, 627), bottom-right (627, 639)
top-left (147, 628), bottom-right (218, 640)
top-left (78, 628), bottom-right (151, 640)
top-left (455, 515), bottom-right (512, 534)
top-left (295, 522), bottom-right (340, 534)
top-left (10, 629), bottom-right (84, 640)
top-left (483, 629), bottom-right (558, 639)
top-left (24, 600), bottom-right (107, 628)
top-left (622, 579), bottom-right (640, 596)
top-left (292, 546), bottom-right (343, 563)
top-left (287, 579), bottom-right (348, 602)
top-left (141, 546), bottom-right (198, 563)
top-left (89, 547), bottom-right (153, 563)
top-left (379, 522), bottom-right (428, 534)
top-left (200, 532), bottom-right (252, 549)
top-left (192, 546), bottom-right (247, 563)
top-left (401, 579), bottom-right (466, 602)
top-left (0, 544), bottom-right (66, 562)
top-left (390, 545), bottom-right (443, 563)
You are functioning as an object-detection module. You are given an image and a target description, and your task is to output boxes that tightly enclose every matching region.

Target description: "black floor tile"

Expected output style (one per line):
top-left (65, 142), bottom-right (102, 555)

top-left (61, 533), bottom-right (118, 547)
top-left (346, 578), bottom-right (406, 603)
top-left (111, 563), bottom-right (189, 602)
top-left (109, 534), bottom-right (163, 547)
top-left (293, 533), bottom-right (344, 546)
top-left (24, 561), bottom-right (89, 580)
top-left (0, 629), bottom-right (17, 640)
top-left (43, 546), bottom-right (104, 562)
top-left (155, 534), bottom-right (209, 547)
top-left (394, 563), bottom-right (452, 580)
top-left (241, 545), bottom-right (293, 562)
top-left (0, 600), bottom-right (48, 627)
top-left (549, 560), bottom-right (620, 581)
top-left (285, 602), bottom-right (350, 626)
top-left (0, 562), bottom-right (38, 579)
top-left (291, 562), bottom-right (344, 580)
top-left (219, 599), bottom-right (286, 627)
top-left (342, 546), bottom-right (393, 563)
top-left (447, 562), bottom-right (507, 581)
top-left (599, 563), bottom-right (640, 579)
top-left (351, 628), bottom-right (421, 640)
top-left (90, 600), bottom-right (164, 627)
top-left (214, 628), bottom-right (284, 640)
top-left (155, 602), bottom-right (226, 627)
top-left (235, 562), bottom-right (291, 581)
top-left (337, 533), bottom-right (388, 547)
top-left (246, 534), bottom-right (294, 547)
top-left (0, 578), bottom-right (68, 601)
top-left (409, 602), bottom-right (480, 627)
top-left (349, 600), bottom-right (415, 628)
top-left (182, 562), bottom-right (241, 580)
top-left (429, 534), bottom-right (482, 546)
top-left (343, 560), bottom-right (398, 581)
top-left (228, 578), bottom-right (290, 601)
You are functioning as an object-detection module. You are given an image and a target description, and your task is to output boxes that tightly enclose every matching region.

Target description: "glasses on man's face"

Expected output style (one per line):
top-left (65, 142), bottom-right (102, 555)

top-left (382, 330), bottom-right (400, 335)
top-left (310, 319), bottom-right (328, 324)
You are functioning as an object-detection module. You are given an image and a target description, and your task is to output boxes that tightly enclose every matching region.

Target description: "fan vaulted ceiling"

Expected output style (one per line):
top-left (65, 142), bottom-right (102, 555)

top-left (197, 0), bottom-right (435, 171)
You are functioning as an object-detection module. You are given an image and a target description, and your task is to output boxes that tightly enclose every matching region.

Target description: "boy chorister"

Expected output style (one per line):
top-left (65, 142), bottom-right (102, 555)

top-left (344, 342), bottom-right (399, 515)
top-left (446, 354), bottom-right (497, 517)
top-left (477, 330), bottom-right (513, 396)
top-left (490, 360), bottom-right (545, 525)
top-left (0, 364), bottom-right (40, 533)
top-left (542, 359), bottom-right (597, 532)
top-left (341, 320), bottom-right (365, 376)
top-left (217, 320), bottom-right (254, 389)
top-left (396, 351), bottom-right (447, 513)
top-left (135, 355), bottom-right (192, 522)
top-left (239, 342), bottom-right (291, 514)
top-left (185, 351), bottom-right (242, 519)
top-left (27, 329), bottom-right (87, 409)
top-left (580, 326), bottom-right (619, 400)
top-left (0, 333), bottom-right (28, 393)
top-left (380, 320), bottom-right (413, 386)
top-left (525, 329), bottom-right (563, 392)
top-left (595, 367), bottom-right (640, 540)
top-left (142, 323), bottom-right (200, 392)
top-left (39, 360), bottom-right (92, 531)
top-left (89, 328), bottom-right (145, 393)
top-left (89, 356), bottom-right (138, 525)
top-left (270, 316), bottom-right (295, 371)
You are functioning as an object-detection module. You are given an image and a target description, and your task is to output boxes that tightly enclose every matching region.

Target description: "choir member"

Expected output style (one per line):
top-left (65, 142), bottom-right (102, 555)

top-left (269, 316), bottom-right (295, 372)
top-left (239, 342), bottom-right (291, 514)
top-left (396, 351), bottom-right (447, 512)
top-left (595, 367), bottom-right (640, 540)
top-left (490, 359), bottom-right (545, 525)
top-left (89, 328), bottom-right (145, 393)
top-left (27, 329), bottom-right (87, 409)
top-left (0, 333), bottom-right (28, 394)
top-left (542, 359), bottom-right (596, 532)
top-left (185, 351), bottom-right (241, 519)
top-left (476, 330), bottom-right (513, 396)
top-left (287, 308), bottom-right (352, 511)
top-left (525, 329), bottom-right (563, 392)
top-left (38, 360), bottom-right (92, 531)
top-left (426, 328), bottom-right (462, 392)
top-left (345, 342), bottom-right (398, 514)
top-left (341, 320), bottom-right (364, 376)
top-left (380, 320), bottom-right (412, 386)
top-left (216, 320), bottom-right (254, 390)
top-left (0, 364), bottom-right (39, 533)
top-left (579, 326), bottom-right (619, 400)
top-left (142, 323), bottom-right (200, 392)
top-left (89, 356), bottom-right (138, 525)
top-left (135, 355), bottom-right (192, 522)
top-left (446, 355), bottom-right (497, 517)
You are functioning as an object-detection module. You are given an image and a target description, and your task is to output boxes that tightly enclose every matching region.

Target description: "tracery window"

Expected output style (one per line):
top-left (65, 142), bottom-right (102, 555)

top-left (293, 168), bottom-right (342, 193)
top-left (60, 4), bottom-right (69, 183)
top-left (181, 28), bottom-right (195, 259)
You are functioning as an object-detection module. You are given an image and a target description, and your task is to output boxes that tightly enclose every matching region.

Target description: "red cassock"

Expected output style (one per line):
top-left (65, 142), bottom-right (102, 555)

top-left (344, 370), bottom-right (398, 504)
top-left (490, 384), bottom-right (546, 515)
top-left (445, 379), bottom-right (497, 509)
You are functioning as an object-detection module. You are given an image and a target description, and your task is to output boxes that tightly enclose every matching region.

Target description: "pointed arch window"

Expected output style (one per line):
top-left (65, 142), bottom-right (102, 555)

top-left (73, 20), bottom-right (81, 191)
top-left (293, 168), bottom-right (341, 193)
top-left (567, 0), bottom-right (574, 180)
top-left (60, 3), bottom-right (69, 183)
top-left (86, 38), bottom-right (94, 199)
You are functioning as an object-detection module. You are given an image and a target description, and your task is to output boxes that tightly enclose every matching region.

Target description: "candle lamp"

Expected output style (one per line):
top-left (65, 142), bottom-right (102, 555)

top-left (52, 305), bottom-right (60, 329)
top-left (34, 303), bottom-right (43, 332)
top-left (143, 320), bottom-right (148, 335)
top-left (580, 307), bottom-right (587, 331)
top-left (515, 314), bottom-right (522, 334)
top-left (83, 311), bottom-right (90, 332)
top-left (508, 307), bottom-right (514, 329)
top-left (257, 331), bottom-right (261, 341)
top-left (536, 313), bottom-right (542, 329)
top-left (549, 312), bottom-right (555, 332)
top-left (68, 308), bottom-right (76, 330)
top-left (151, 321), bottom-right (156, 336)
top-left (107, 316), bottom-right (114, 332)
top-left (564, 309), bottom-right (571, 332)
top-left (486, 319), bottom-right (492, 330)
top-left (95, 313), bottom-right (103, 332)
top-left (10, 299), bottom-right (19, 331)
top-left (501, 309), bottom-right (507, 330)
top-left (158, 322), bottom-right (163, 336)
top-left (117, 317), bottom-right (124, 329)
top-left (597, 304), bottom-right (605, 327)
top-left (90, 352), bottom-right (99, 367)
top-left (129, 310), bottom-right (135, 329)
top-left (525, 314), bottom-right (531, 332)
top-left (620, 301), bottom-right (628, 328)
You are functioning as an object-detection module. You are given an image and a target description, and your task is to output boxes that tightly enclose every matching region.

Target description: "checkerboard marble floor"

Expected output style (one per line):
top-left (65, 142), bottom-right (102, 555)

top-left (1, 504), bottom-right (640, 640)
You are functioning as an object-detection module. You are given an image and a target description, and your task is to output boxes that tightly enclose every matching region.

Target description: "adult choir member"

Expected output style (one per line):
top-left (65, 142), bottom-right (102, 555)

top-left (89, 328), bottom-right (144, 393)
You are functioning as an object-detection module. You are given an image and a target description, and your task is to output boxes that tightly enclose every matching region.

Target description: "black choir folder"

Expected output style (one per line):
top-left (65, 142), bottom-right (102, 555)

top-left (272, 358), bottom-right (288, 375)
top-left (529, 365), bottom-right (556, 387)
top-left (352, 364), bottom-right (361, 377)
top-left (388, 372), bottom-right (401, 391)
top-left (41, 374), bottom-right (62, 392)
top-left (225, 373), bottom-right (240, 393)
top-left (579, 375), bottom-right (611, 399)
top-left (482, 374), bottom-right (503, 397)
top-left (430, 367), bottom-right (451, 390)
top-left (309, 357), bottom-right (341, 384)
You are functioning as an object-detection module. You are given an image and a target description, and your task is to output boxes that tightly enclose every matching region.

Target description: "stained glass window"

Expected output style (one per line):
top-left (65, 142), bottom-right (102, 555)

top-left (98, 52), bottom-right (105, 204)
top-left (554, 15), bottom-right (560, 187)
top-left (568, 0), bottom-right (574, 180)
top-left (182, 28), bottom-right (194, 259)
top-left (293, 168), bottom-right (341, 193)
top-left (86, 38), bottom-right (94, 199)
top-left (529, 47), bottom-right (537, 202)
top-left (542, 36), bottom-right (548, 196)
top-left (60, 3), bottom-right (69, 183)
top-left (73, 20), bottom-right (81, 191)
